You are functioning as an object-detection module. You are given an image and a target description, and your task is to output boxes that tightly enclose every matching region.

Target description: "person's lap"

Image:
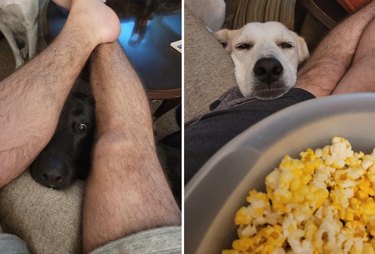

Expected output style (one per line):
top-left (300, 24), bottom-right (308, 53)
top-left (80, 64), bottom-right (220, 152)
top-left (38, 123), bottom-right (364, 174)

top-left (185, 88), bottom-right (315, 183)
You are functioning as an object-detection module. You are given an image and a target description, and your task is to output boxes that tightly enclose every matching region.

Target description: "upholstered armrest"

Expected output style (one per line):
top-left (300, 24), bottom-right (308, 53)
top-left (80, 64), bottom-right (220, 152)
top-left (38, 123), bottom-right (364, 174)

top-left (184, 6), bottom-right (236, 122)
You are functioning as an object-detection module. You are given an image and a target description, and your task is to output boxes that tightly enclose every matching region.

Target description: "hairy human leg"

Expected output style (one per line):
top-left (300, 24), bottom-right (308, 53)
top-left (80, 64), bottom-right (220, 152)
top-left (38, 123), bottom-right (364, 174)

top-left (332, 18), bottom-right (375, 94)
top-left (295, 1), bottom-right (375, 97)
top-left (83, 42), bottom-right (181, 253)
top-left (0, 0), bottom-right (120, 187)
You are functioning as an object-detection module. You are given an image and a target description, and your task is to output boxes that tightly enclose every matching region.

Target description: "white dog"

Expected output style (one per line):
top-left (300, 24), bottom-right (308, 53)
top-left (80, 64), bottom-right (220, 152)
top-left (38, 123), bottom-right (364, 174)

top-left (0, 0), bottom-right (39, 68)
top-left (215, 22), bottom-right (309, 100)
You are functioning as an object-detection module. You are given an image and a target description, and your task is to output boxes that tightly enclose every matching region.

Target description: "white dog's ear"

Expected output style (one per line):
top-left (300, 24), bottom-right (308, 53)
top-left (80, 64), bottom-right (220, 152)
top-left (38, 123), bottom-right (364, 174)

top-left (214, 29), bottom-right (238, 52)
top-left (295, 34), bottom-right (309, 63)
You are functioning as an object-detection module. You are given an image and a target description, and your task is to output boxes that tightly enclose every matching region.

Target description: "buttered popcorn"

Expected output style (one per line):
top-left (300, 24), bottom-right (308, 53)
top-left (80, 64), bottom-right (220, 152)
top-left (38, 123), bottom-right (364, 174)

top-left (223, 137), bottom-right (375, 254)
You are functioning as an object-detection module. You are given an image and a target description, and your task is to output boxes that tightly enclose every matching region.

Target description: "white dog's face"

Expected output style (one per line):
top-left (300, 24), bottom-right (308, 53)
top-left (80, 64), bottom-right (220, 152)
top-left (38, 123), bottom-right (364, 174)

top-left (215, 22), bottom-right (309, 99)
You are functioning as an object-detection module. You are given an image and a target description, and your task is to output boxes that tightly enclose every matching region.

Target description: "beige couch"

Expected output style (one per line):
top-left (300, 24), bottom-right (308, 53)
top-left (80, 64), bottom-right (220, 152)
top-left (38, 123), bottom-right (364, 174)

top-left (0, 172), bottom-right (83, 253)
top-left (184, 7), bottom-right (236, 122)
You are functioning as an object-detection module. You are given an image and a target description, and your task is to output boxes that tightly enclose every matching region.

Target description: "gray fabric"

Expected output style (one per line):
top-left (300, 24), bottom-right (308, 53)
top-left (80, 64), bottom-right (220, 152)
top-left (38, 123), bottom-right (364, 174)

top-left (185, 88), bottom-right (315, 182)
top-left (186, 86), bottom-right (254, 125)
top-left (209, 86), bottom-right (250, 112)
top-left (91, 226), bottom-right (181, 254)
top-left (0, 234), bottom-right (30, 254)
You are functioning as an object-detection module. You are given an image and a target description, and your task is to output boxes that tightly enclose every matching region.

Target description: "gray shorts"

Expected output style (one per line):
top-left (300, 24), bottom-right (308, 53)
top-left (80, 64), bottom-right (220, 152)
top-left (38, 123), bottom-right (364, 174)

top-left (91, 226), bottom-right (181, 254)
top-left (0, 226), bottom-right (181, 254)
top-left (0, 233), bottom-right (30, 254)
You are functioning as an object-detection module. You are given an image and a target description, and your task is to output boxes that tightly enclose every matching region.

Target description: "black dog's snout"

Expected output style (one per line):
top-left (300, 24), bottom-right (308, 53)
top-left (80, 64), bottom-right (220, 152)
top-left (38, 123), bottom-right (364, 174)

top-left (38, 160), bottom-right (68, 188)
top-left (253, 58), bottom-right (283, 84)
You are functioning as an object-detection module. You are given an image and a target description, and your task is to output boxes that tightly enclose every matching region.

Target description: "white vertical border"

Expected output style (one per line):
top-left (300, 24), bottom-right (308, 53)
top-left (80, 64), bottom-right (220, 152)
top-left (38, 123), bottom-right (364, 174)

top-left (181, 1), bottom-right (185, 253)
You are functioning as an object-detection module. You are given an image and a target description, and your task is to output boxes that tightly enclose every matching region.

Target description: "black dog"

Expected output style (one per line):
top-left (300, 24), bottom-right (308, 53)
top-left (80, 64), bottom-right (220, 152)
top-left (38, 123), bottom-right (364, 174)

top-left (30, 79), bottom-right (181, 207)
top-left (30, 79), bottom-right (95, 189)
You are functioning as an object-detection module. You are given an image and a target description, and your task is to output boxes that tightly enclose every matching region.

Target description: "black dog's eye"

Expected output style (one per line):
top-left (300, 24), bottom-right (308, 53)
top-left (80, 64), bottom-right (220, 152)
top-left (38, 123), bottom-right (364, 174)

top-left (72, 122), bottom-right (89, 134)
top-left (79, 123), bottom-right (88, 131)
top-left (279, 42), bottom-right (293, 49)
top-left (235, 43), bottom-right (252, 50)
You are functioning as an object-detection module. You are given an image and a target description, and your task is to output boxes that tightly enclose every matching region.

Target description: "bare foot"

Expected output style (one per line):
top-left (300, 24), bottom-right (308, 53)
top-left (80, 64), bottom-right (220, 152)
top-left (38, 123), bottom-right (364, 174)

top-left (60, 0), bottom-right (120, 46)
top-left (53, 0), bottom-right (106, 10)
top-left (52, 0), bottom-right (72, 10)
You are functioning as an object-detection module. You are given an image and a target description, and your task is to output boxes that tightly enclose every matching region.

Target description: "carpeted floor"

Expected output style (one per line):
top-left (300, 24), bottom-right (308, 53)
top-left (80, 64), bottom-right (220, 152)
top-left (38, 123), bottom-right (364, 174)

top-left (0, 38), bottom-right (16, 80)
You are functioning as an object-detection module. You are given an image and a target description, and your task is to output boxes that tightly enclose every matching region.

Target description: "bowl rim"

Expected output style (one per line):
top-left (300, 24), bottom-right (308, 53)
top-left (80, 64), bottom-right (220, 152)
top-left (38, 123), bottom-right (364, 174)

top-left (185, 93), bottom-right (375, 254)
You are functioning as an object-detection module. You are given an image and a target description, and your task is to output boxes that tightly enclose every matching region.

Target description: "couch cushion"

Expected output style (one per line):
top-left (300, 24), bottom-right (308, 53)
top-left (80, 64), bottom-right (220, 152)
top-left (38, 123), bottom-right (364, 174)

top-left (0, 172), bottom-right (83, 254)
top-left (231, 0), bottom-right (297, 30)
top-left (184, 6), bottom-right (235, 122)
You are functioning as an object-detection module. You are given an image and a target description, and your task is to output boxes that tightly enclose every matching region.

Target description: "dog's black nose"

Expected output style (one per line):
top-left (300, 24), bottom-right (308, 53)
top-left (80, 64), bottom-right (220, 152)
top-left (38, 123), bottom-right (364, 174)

top-left (253, 58), bottom-right (283, 83)
top-left (39, 161), bottom-right (68, 188)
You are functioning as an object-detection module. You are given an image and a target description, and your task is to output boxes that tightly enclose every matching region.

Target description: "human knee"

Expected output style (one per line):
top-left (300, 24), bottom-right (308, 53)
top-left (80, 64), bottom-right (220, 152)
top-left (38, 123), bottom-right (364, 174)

top-left (94, 133), bottom-right (155, 161)
top-left (94, 135), bottom-right (128, 157)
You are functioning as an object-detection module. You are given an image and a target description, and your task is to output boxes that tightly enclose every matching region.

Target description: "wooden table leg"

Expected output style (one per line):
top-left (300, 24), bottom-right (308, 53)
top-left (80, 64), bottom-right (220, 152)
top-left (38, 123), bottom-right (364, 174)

top-left (153, 97), bottom-right (181, 120)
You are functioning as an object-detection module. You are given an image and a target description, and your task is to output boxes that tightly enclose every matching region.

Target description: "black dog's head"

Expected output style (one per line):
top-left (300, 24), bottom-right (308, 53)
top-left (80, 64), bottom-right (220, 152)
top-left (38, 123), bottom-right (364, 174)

top-left (30, 80), bottom-right (95, 189)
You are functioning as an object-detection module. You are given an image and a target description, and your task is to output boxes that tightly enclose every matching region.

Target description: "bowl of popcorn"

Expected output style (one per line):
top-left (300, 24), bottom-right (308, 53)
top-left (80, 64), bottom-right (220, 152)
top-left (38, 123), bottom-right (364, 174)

top-left (185, 93), bottom-right (375, 254)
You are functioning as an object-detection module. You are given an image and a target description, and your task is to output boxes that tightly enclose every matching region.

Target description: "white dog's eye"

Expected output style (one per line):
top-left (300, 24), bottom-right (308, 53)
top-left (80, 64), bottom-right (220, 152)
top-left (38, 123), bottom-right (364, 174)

top-left (278, 42), bottom-right (293, 49)
top-left (235, 43), bottom-right (253, 50)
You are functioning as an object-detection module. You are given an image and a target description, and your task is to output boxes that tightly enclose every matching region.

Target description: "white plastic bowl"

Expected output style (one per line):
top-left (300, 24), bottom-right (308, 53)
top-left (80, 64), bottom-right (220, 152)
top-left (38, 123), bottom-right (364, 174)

top-left (185, 93), bottom-right (375, 254)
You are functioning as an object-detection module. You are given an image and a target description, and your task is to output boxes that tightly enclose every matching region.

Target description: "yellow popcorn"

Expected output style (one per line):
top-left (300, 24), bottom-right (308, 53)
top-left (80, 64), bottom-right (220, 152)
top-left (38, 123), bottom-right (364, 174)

top-left (222, 137), bottom-right (375, 254)
top-left (222, 250), bottom-right (240, 254)
top-left (235, 207), bottom-right (251, 225)
top-left (232, 225), bottom-right (285, 254)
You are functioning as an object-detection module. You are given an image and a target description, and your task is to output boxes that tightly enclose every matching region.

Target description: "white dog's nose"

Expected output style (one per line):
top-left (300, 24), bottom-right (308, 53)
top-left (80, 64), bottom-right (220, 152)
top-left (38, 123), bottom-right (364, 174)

top-left (253, 58), bottom-right (283, 84)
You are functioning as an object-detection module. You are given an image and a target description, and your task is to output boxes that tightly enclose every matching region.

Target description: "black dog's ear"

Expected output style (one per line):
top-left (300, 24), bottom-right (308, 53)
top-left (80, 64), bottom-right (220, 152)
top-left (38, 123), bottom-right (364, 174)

top-left (214, 28), bottom-right (239, 52)
top-left (87, 97), bottom-right (95, 107)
